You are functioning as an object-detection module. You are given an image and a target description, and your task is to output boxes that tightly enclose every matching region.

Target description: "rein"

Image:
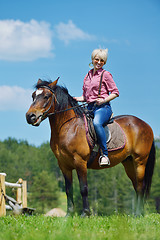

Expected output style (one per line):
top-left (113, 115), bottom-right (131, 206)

top-left (47, 103), bottom-right (88, 116)
top-left (38, 85), bottom-right (88, 118)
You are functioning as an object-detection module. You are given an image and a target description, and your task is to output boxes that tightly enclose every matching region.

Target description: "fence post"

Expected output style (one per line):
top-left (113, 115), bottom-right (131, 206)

top-left (0, 173), bottom-right (6, 217)
top-left (22, 180), bottom-right (27, 208)
top-left (16, 178), bottom-right (23, 205)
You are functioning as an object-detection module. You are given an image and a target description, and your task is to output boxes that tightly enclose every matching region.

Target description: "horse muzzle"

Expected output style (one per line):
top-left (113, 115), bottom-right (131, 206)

top-left (26, 112), bottom-right (42, 126)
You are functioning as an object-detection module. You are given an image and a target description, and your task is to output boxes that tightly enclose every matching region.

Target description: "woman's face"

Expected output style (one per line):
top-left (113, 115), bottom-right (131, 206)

top-left (93, 55), bottom-right (105, 70)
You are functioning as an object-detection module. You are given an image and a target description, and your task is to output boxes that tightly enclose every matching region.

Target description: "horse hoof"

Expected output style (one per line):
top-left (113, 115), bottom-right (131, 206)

top-left (81, 209), bottom-right (91, 218)
top-left (65, 213), bottom-right (72, 217)
top-left (65, 211), bottom-right (74, 217)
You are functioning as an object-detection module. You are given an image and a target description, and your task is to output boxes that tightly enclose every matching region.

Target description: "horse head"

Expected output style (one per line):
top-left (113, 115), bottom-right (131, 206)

top-left (26, 78), bottom-right (59, 126)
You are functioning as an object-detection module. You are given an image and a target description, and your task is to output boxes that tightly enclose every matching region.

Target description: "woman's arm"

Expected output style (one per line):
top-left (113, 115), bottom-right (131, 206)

top-left (73, 95), bottom-right (85, 102)
top-left (96, 93), bottom-right (118, 105)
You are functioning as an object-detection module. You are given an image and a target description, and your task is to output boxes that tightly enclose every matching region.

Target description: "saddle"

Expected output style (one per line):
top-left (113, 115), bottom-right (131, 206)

top-left (83, 113), bottom-right (126, 152)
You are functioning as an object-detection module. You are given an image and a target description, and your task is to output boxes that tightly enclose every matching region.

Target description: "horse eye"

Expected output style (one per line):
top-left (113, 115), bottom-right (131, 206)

top-left (44, 95), bottom-right (49, 100)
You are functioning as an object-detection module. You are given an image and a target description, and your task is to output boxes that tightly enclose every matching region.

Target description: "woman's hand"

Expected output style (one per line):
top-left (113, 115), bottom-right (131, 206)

top-left (96, 98), bottom-right (106, 105)
top-left (73, 96), bottom-right (85, 102)
top-left (96, 94), bottom-right (118, 105)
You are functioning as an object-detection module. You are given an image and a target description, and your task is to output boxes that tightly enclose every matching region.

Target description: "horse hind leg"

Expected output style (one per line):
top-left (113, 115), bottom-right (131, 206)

top-left (122, 156), bottom-right (145, 216)
top-left (133, 141), bottom-right (156, 215)
top-left (134, 159), bottom-right (147, 216)
top-left (122, 156), bottom-right (137, 192)
top-left (124, 153), bottom-right (154, 216)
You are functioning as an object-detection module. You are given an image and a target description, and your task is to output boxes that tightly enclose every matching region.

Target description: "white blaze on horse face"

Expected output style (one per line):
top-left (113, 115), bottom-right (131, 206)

top-left (36, 89), bottom-right (43, 96)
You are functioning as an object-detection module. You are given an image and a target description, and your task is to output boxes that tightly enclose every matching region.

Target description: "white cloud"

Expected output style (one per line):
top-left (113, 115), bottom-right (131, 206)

top-left (55, 20), bottom-right (96, 44)
top-left (0, 86), bottom-right (32, 111)
top-left (0, 19), bottom-right (53, 61)
top-left (0, 19), bottom-right (96, 61)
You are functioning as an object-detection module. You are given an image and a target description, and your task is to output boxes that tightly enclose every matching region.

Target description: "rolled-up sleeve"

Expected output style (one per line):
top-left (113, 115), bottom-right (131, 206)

top-left (82, 74), bottom-right (88, 101)
top-left (103, 71), bottom-right (119, 96)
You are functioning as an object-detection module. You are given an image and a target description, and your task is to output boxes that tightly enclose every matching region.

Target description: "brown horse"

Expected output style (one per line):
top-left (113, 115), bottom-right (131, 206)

top-left (26, 79), bottom-right (155, 216)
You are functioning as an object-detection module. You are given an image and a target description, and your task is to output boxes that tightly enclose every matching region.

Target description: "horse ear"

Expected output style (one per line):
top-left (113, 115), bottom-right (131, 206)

top-left (37, 79), bottom-right (42, 84)
top-left (49, 77), bottom-right (59, 88)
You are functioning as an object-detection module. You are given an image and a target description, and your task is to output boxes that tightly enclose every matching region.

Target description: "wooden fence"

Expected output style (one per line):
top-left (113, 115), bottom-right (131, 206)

top-left (0, 173), bottom-right (27, 217)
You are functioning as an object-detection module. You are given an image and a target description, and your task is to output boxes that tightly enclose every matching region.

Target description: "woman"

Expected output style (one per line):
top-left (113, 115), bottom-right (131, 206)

top-left (74, 48), bottom-right (119, 166)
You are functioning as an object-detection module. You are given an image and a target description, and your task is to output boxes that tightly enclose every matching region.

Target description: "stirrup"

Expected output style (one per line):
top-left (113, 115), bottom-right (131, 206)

top-left (99, 155), bottom-right (110, 166)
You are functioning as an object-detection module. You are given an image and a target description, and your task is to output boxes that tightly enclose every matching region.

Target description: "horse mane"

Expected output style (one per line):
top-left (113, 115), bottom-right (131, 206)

top-left (35, 80), bottom-right (84, 117)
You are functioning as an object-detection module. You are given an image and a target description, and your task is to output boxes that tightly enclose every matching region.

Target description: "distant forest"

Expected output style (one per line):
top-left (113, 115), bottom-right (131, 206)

top-left (0, 138), bottom-right (160, 215)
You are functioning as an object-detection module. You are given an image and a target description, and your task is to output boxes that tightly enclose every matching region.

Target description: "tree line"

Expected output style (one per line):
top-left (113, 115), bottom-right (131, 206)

top-left (0, 137), bottom-right (159, 215)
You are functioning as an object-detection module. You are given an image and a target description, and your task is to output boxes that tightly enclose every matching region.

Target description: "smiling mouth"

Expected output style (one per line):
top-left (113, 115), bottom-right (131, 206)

top-left (96, 64), bottom-right (102, 68)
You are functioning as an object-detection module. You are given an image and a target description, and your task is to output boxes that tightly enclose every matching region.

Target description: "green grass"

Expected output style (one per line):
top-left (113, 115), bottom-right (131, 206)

top-left (0, 214), bottom-right (160, 240)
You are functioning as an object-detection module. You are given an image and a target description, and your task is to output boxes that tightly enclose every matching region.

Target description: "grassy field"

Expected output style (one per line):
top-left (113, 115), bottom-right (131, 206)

top-left (0, 214), bottom-right (160, 240)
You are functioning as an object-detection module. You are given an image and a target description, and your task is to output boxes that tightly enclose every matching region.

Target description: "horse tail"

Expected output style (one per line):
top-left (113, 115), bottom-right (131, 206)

top-left (143, 140), bottom-right (156, 198)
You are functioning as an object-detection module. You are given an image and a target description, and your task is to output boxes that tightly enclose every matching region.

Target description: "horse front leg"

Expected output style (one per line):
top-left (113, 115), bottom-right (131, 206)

top-left (63, 170), bottom-right (74, 216)
top-left (76, 162), bottom-right (91, 217)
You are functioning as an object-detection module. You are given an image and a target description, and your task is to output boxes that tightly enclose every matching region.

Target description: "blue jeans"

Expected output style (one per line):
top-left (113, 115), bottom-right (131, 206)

top-left (88, 102), bottom-right (112, 156)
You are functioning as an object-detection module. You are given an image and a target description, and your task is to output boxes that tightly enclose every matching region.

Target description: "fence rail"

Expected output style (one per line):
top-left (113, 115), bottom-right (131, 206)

top-left (5, 181), bottom-right (22, 188)
top-left (0, 173), bottom-right (27, 217)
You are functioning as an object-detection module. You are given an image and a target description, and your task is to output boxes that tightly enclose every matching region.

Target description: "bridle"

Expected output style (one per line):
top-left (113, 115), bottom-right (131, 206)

top-left (36, 85), bottom-right (58, 120)
top-left (37, 85), bottom-right (87, 119)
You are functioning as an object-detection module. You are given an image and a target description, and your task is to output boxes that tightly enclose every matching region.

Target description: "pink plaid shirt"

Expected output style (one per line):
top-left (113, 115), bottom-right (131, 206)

top-left (83, 68), bottom-right (119, 103)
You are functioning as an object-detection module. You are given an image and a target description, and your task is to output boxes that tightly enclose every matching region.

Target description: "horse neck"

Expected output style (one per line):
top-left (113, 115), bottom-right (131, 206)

top-left (48, 107), bottom-right (77, 136)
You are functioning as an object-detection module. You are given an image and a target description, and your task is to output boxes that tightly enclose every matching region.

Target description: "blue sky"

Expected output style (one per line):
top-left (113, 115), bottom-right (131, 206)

top-left (0, 0), bottom-right (159, 146)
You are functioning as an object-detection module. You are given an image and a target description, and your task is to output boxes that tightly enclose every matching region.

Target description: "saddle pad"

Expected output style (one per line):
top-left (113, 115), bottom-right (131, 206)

top-left (107, 121), bottom-right (126, 151)
top-left (84, 114), bottom-right (126, 152)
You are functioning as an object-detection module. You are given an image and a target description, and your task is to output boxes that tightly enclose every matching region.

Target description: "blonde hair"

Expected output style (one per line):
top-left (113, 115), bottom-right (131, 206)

top-left (91, 48), bottom-right (108, 64)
